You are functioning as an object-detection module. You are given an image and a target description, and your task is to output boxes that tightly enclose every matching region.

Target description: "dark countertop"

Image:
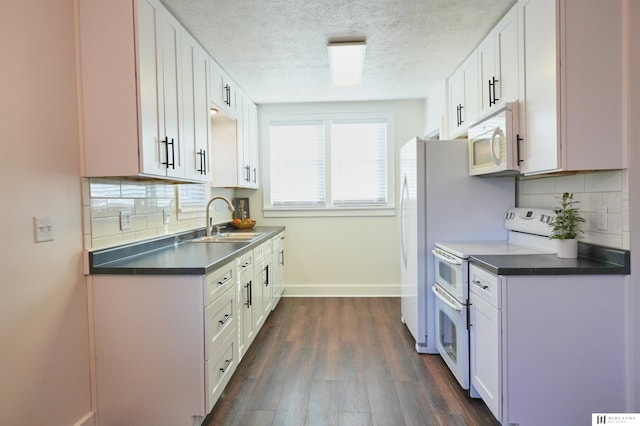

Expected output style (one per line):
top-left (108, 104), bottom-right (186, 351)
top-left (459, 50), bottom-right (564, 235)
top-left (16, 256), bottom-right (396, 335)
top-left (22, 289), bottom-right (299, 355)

top-left (89, 226), bottom-right (285, 276)
top-left (470, 242), bottom-right (630, 276)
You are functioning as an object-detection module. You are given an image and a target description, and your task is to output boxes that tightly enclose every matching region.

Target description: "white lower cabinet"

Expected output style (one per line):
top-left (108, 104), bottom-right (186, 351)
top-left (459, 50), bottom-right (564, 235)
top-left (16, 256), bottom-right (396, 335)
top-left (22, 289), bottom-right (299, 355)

top-left (237, 251), bottom-right (255, 358)
top-left (469, 266), bottom-right (502, 420)
top-left (91, 259), bottom-right (234, 426)
top-left (468, 264), bottom-right (628, 425)
top-left (204, 263), bottom-right (237, 410)
top-left (90, 234), bottom-right (285, 425)
top-left (253, 240), bottom-right (271, 330)
top-left (271, 232), bottom-right (286, 306)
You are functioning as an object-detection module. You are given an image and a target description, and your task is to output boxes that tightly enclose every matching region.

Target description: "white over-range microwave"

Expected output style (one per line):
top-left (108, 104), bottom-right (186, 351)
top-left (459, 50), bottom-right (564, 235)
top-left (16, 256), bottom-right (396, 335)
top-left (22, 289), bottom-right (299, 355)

top-left (468, 102), bottom-right (521, 176)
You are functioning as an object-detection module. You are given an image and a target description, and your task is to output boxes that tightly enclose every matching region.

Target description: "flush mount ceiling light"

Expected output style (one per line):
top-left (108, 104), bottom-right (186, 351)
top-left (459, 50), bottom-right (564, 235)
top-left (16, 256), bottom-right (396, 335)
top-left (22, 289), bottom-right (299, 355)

top-left (327, 41), bottom-right (366, 87)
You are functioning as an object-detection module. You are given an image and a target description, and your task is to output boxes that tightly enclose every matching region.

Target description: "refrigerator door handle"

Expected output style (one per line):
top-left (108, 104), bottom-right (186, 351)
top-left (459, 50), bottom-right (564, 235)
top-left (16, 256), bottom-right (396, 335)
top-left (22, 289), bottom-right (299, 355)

top-left (400, 176), bottom-right (409, 267)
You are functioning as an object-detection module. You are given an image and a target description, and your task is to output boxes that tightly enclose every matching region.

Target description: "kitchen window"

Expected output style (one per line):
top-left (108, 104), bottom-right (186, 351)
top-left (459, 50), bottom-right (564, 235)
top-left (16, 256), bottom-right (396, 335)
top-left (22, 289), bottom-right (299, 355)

top-left (263, 112), bottom-right (395, 217)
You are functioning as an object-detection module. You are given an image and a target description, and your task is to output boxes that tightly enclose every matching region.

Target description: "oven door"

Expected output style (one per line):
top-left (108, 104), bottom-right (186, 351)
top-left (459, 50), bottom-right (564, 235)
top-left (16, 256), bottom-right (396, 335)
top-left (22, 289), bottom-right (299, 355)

top-left (432, 284), bottom-right (469, 390)
top-left (432, 248), bottom-right (467, 303)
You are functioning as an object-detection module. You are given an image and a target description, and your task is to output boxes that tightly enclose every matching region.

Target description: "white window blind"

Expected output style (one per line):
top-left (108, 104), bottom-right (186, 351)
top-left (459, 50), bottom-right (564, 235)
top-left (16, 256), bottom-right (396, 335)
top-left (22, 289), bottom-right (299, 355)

top-left (269, 121), bottom-right (325, 206)
top-left (265, 112), bottom-right (394, 216)
top-left (331, 119), bottom-right (387, 205)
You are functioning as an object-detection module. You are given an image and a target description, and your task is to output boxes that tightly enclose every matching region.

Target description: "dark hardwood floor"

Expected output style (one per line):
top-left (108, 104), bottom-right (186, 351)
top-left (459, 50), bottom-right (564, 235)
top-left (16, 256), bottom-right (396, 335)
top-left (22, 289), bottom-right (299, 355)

top-left (204, 297), bottom-right (499, 426)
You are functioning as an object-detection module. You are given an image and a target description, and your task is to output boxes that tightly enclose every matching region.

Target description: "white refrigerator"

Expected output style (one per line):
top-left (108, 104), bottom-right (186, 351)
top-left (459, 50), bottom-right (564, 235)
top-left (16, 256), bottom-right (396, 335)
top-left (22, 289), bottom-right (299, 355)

top-left (399, 137), bottom-right (515, 353)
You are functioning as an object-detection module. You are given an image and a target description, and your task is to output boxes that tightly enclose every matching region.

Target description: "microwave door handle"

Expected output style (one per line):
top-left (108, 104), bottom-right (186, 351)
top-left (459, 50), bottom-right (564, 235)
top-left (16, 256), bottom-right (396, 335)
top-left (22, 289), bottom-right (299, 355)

top-left (432, 286), bottom-right (464, 312)
top-left (490, 127), bottom-right (504, 166)
top-left (431, 249), bottom-right (462, 266)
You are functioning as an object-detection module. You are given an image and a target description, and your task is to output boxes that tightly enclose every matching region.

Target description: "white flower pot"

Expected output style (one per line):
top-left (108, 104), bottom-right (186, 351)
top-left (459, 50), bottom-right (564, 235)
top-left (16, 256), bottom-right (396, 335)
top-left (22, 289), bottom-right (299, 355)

top-left (556, 239), bottom-right (578, 258)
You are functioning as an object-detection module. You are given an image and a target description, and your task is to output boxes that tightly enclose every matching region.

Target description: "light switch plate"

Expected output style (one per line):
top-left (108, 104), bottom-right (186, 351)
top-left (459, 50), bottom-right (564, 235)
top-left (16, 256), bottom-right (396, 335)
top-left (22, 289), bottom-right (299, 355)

top-left (34, 216), bottom-right (54, 243)
top-left (120, 210), bottom-right (132, 230)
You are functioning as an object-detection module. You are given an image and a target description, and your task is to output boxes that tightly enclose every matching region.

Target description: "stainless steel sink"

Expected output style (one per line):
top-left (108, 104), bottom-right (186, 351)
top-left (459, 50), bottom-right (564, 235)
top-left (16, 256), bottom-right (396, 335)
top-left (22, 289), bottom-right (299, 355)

top-left (189, 232), bottom-right (263, 243)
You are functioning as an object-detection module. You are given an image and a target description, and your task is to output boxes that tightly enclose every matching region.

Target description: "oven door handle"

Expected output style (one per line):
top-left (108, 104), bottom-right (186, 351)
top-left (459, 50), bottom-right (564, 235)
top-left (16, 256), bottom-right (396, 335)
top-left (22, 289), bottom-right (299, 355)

top-left (431, 248), bottom-right (462, 266)
top-left (432, 285), bottom-right (464, 312)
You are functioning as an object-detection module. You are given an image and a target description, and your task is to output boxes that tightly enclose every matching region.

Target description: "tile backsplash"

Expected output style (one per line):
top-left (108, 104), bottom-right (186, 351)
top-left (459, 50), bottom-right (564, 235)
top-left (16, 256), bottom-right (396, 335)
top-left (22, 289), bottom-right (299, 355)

top-left (518, 169), bottom-right (629, 249)
top-left (82, 178), bottom-right (234, 250)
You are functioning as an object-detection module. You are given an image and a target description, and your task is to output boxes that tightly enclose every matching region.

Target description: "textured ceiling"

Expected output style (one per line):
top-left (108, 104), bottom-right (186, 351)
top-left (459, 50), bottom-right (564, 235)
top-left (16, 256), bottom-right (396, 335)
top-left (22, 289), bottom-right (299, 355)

top-left (162, 0), bottom-right (516, 104)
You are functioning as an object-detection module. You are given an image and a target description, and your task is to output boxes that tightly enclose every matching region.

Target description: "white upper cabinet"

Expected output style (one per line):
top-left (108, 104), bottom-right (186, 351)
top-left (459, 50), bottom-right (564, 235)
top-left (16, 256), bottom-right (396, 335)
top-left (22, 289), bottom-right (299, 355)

top-left (240, 93), bottom-right (259, 188)
top-left (78, 0), bottom-right (211, 182)
top-left (210, 89), bottom-right (259, 189)
top-left (181, 32), bottom-right (210, 181)
top-left (209, 59), bottom-right (239, 119)
top-left (477, 4), bottom-right (518, 118)
top-left (518, 0), bottom-right (625, 174)
top-left (447, 50), bottom-right (479, 138)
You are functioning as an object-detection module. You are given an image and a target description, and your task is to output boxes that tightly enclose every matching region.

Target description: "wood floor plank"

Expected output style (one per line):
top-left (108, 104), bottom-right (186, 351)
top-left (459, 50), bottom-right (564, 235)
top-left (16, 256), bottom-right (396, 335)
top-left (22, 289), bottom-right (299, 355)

top-left (203, 297), bottom-right (499, 426)
top-left (339, 411), bottom-right (373, 426)
top-left (306, 379), bottom-right (340, 426)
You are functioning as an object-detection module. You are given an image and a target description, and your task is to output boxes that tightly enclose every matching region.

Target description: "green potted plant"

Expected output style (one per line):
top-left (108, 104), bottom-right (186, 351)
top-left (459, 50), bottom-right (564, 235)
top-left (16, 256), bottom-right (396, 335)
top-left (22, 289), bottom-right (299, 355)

top-left (549, 192), bottom-right (585, 258)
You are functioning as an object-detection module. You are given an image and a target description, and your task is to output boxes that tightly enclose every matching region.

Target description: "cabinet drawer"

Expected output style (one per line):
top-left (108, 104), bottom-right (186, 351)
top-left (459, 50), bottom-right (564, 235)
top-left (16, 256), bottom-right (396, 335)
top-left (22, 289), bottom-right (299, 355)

top-left (469, 264), bottom-right (501, 308)
top-left (204, 284), bottom-right (235, 360)
top-left (205, 261), bottom-right (234, 306)
top-left (237, 251), bottom-right (253, 276)
top-left (205, 324), bottom-right (237, 412)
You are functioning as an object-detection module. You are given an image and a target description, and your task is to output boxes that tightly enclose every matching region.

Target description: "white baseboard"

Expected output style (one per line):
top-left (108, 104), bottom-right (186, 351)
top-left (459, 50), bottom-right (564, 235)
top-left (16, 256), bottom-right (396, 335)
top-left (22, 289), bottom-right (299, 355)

top-left (282, 283), bottom-right (400, 297)
top-left (73, 412), bottom-right (95, 426)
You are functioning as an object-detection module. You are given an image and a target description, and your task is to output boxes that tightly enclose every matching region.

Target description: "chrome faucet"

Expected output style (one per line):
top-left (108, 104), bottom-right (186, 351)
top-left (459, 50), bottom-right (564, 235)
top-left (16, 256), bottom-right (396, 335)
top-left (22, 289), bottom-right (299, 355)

top-left (205, 196), bottom-right (235, 237)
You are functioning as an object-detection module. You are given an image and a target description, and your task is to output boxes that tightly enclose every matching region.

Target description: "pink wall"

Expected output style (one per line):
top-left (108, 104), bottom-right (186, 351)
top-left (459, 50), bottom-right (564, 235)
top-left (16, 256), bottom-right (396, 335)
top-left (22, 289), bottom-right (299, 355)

top-left (0, 0), bottom-right (92, 424)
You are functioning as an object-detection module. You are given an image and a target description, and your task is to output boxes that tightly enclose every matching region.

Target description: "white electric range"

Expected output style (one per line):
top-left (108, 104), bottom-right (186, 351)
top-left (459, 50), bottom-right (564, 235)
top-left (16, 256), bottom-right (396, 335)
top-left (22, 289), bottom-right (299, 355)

top-left (430, 207), bottom-right (556, 391)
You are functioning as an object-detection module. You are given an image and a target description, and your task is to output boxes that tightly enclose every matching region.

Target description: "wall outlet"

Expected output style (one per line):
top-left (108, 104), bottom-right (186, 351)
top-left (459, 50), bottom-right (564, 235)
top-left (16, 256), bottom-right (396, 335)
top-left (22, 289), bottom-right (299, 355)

top-left (597, 205), bottom-right (608, 231)
top-left (33, 216), bottom-right (55, 243)
top-left (120, 210), bottom-right (132, 230)
top-left (163, 208), bottom-right (171, 225)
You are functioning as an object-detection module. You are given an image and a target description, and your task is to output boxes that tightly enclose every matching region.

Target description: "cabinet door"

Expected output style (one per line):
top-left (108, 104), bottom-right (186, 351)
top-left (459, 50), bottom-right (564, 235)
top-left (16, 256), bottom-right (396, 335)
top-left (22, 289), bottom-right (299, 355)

top-left (271, 233), bottom-right (285, 307)
top-left (248, 101), bottom-right (260, 188)
top-left (239, 271), bottom-right (254, 357)
top-left (447, 67), bottom-right (464, 137)
top-left (138, 0), bottom-right (184, 178)
top-left (209, 59), bottom-right (224, 108)
top-left (462, 51), bottom-right (479, 127)
top-left (470, 292), bottom-right (502, 421)
top-left (478, 5), bottom-right (518, 118)
top-left (494, 6), bottom-right (518, 107)
top-left (238, 253), bottom-right (254, 358)
top-left (181, 32), bottom-right (210, 182)
top-left (518, 0), bottom-right (559, 174)
top-left (448, 51), bottom-right (479, 137)
top-left (261, 246), bottom-right (273, 314)
top-left (477, 33), bottom-right (496, 118)
top-left (238, 93), bottom-right (259, 189)
top-left (137, 0), bottom-right (165, 177)
top-left (158, 8), bottom-right (184, 178)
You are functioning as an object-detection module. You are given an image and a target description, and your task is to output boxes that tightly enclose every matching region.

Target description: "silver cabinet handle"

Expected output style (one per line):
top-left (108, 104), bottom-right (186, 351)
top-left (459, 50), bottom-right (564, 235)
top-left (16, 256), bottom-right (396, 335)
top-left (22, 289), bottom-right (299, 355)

top-left (218, 313), bottom-right (231, 325)
top-left (217, 273), bottom-right (232, 286)
top-left (219, 358), bottom-right (232, 373)
top-left (472, 279), bottom-right (489, 290)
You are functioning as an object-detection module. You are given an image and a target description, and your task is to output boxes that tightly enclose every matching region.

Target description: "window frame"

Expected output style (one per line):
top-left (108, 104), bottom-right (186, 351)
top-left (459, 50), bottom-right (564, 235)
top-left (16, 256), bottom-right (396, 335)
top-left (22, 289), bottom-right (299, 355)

top-left (262, 111), bottom-right (395, 217)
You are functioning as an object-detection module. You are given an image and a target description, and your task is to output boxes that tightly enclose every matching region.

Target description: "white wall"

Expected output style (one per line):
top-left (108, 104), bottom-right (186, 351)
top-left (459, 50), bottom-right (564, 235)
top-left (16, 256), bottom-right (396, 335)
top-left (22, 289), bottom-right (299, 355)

top-left (626, 0), bottom-right (640, 411)
top-left (244, 100), bottom-right (425, 296)
top-left (0, 1), bottom-right (92, 425)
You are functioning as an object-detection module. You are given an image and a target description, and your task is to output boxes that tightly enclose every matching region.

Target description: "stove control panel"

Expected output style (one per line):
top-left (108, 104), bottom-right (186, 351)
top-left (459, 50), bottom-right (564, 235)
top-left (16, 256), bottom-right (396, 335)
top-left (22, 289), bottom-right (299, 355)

top-left (504, 207), bottom-right (556, 237)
